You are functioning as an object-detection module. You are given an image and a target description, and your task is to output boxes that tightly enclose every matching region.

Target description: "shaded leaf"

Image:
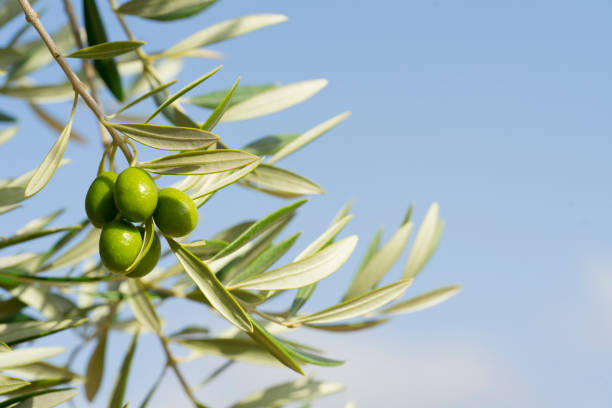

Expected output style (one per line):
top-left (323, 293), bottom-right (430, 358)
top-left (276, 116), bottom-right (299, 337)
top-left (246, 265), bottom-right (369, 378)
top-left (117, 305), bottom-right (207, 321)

top-left (138, 150), bottom-right (258, 175)
top-left (0, 84), bottom-right (74, 103)
top-left (166, 237), bottom-right (253, 332)
top-left (85, 328), bottom-right (108, 401)
top-left (107, 331), bottom-right (139, 408)
top-left (377, 285), bottom-right (461, 316)
top-left (42, 227), bottom-right (100, 271)
top-left (67, 41), bottom-right (144, 59)
top-left (164, 14), bottom-right (287, 56)
top-left (0, 0), bottom-right (37, 28)
top-left (242, 133), bottom-right (299, 157)
top-left (229, 236), bottom-right (358, 291)
top-left (113, 123), bottom-right (218, 151)
top-left (222, 79), bottom-right (327, 122)
top-left (117, 0), bottom-right (217, 21)
top-left (281, 341), bottom-right (344, 367)
top-left (0, 318), bottom-right (86, 346)
top-left (0, 388), bottom-right (77, 408)
top-left (110, 80), bottom-right (177, 118)
top-left (186, 84), bottom-right (278, 110)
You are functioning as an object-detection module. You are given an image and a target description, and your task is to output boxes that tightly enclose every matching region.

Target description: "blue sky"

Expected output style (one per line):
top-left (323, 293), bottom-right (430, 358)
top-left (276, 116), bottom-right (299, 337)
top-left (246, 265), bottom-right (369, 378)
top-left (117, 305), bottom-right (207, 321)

top-left (1, 1), bottom-right (611, 407)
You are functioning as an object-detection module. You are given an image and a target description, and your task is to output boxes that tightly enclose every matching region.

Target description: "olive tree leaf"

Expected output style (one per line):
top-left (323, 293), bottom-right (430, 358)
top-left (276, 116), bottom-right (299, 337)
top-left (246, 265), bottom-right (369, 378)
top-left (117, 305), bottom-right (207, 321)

top-left (0, 127), bottom-right (18, 145)
top-left (0, 375), bottom-right (29, 395)
top-left (0, 227), bottom-right (78, 250)
top-left (221, 79), bottom-right (327, 123)
top-left (126, 218), bottom-right (155, 272)
top-left (16, 209), bottom-right (64, 235)
top-left (0, 110), bottom-right (16, 123)
top-left (176, 338), bottom-right (283, 367)
top-left (84, 0), bottom-right (124, 100)
top-left (403, 203), bottom-right (444, 279)
top-left (230, 378), bottom-right (342, 408)
top-left (243, 164), bottom-right (324, 198)
top-left (0, 318), bottom-right (86, 346)
top-left (10, 285), bottom-right (76, 320)
top-left (166, 237), bottom-right (253, 332)
top-left (24, 94), bottom-right (77, 197)
top-left (201, 76), bottom-right (240, 131)
top-left (280, 341), bottom-right (344, 367)
top-left (291, 280), bottom-right (413, 325)
top-left (85, 328), bottom-right (108, 401)
top-left (229, 236), bottom-right (357, 291)
top-left (242, 133), bottom-right (299, 156)
top-left (228, 232), bottom-right (301, 286)
top-left (189, 158), bottom-right (262, 199)
top-left (343, 221), bottom-right (413, 300)
top-left (0, 388), bottom-right (78, 408)
top-left (0, 83), bottom-right (75, 103)
top-left (138, 150), bottom-right (258, 175)
top-left (107, 331), bottom-right (139, 408)
top-left (112, 123), bottom-right (218, 151)
top-left (246, 319), bottom-right (303, 374)
top-left (0, 347), bottom-right (64, 370)
top-left (41, 227), bottom-right (100, 271)
top-left (109, 80), bottom-right (177, 118)
top-left (67, 41), bottom-right (144, 59)
top-left (120, 280), bottom-right (161, 333)
top-left (305, 318), bottom-right (390, 332)
top-left (0, 0), bottom-right (37, 28)
top-left (6, 362), bottom-right (82, 382)
top-left (377, 285), bottom-right (461, 316)
top-left (117, 0), bottom-right (217, 21)
top-left (186, 84), bottom-right (278, 110)
top-left (0, 48), bottom-right (22, 70)
top-left (213, 199), bottom-right (306, 259)
top-left (267, 112), bottom-right (350, 165)
top-left (145, 64), bottom-right (222, 123)
top-left (164, 14), bottom-right (288, 56)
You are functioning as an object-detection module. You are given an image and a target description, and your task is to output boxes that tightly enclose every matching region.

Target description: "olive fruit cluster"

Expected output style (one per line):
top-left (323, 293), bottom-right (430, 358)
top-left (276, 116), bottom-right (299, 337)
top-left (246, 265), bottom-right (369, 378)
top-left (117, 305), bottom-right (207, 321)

top-left (85, 167), bottom-right (198, 276)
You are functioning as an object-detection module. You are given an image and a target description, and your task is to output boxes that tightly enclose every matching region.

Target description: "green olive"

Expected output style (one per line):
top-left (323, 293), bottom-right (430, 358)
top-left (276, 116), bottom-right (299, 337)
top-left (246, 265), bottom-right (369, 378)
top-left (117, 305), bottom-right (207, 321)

top-left (85, 172), bottom-right (118, 228)
top-left (153, 188), bottom-right (198, 237)
top-left (99, 220), bottom-right (142, 273)
top-left (126, 230), bottom-right (161, 278)
top-left (114, 167), bottom-right (158, 223)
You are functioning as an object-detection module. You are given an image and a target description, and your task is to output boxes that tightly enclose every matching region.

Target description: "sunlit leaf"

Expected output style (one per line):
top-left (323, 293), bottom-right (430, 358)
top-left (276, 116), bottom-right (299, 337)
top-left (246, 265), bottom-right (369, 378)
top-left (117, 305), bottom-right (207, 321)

top-left (291, 280), bottom-right (413, 325)
top-left (403, 203), bottom-right (443, 279)
top-left (166, 237), bottom-right (253, 332)
top-left (16, 209), bottom-right (64, 235)
top-left (42, 227), bottom-right (100, 271)
top-left (0, 388), bottom-right (77, 408)
top-left (0, 83), bottom-right (74, 103)
top-left (0, 347), bottom-right (64, 370)
top-left (281, 341), bottom-right (344, 367)
top-left (242, 133), bottom-right (299, 157)
top-left (176, 338), bottom-right (283, 366)
top-left (138, 150), bottom-right (258, 175)
top-left (110, 80), bottom-right (177, 118)
top-left (107, 331), bottom-right (139, 408)
top-left (230, 378), bottom-right (342, 408)
top-left (164, 14), bottom-right (288, 56)
top-left (268, 112), bottom-right (350, 165)
top-left (246, 319), bottom-right (303, 374)
top-left (186, 84), bottom-right (278, 110)
top-left (0, 375), bottom-right (28, 395)
top-left (377, 285), bottom-right (461, 316)
top-left (0, 127), bottom-right (18, 145)
top-left (113, 123), bottom-right (218, 151)
top-left (117, 0), bottom-right (217, 21)
top-left (67, 41), bottom-right (144, 59)
top-left (305, 318), bottom-right (390, 332)
top-left (230, 236), bottom-right (357, 291)
top-left (189, 159), bottom-right (262, 199)
top-left (222, 79), bottom-right (327, 122)
top-left (0, 318), bottom-right (86, 346)
top-left (243, 164), bottom-right (324, 198)
top-left (120, 280), bottom-right (161, 333)
top-left (10, 285), bottom-right (76, 320)
top-left (85, 328), bottom-right (108, 401)
top-left (201, 77), bottom-right (240, 131)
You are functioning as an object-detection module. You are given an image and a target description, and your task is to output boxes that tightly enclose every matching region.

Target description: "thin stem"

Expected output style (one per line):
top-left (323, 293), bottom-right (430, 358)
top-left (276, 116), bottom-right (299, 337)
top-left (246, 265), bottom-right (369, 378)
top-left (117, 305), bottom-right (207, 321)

top-left (17, 0), bottom-right (133, 162)
top-left (62, 0), bottom-right (111, 146)
top-left (158, 335), bottom-right (204, 408)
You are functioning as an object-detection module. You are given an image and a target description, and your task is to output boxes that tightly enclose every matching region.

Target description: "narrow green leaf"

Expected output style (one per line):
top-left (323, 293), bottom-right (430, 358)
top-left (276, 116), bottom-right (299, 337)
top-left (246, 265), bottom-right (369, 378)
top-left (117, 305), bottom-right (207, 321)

top-left (187, 84), bottom-right (278, 110)
top-left (166, 237), bottom-right (253, 332)
top-left (0, 318), bottom-right (86, 346)
top-left (305, 318), bottom-right (390, 332)
top-left (377, 285), bottom-right (461, 316)
top-left (214, 200), bottom-right (306, 259)
top-left (113, 123), bottom-right (218, 151)
top-left (42, 227), bottom-right (100, 271)
top-left (164, 14), bottom-right (288, 56)
top-left (0, 127), bottom-right (18, 145)
top-left (230, 378), bottom-right (342, 408)
top-left (294, 214), bottom-right (353, 262)
top-left (5, 362), bottom-right (82, 382)
top-left (138, 150), bottom-right (258, 175)
top-left (0, 375), bottom-right (28, 395)
top-left (0, 347), bottom-right (64, 370)
top-left (281, 341), bottom-right (344, 367)
top-left (268, 112), bottom-right (350, 165)
top-left (117, 0), bottom-right (217, 21)
top-left (221, 79), bottom-right (327, 122)
top-left (189, 159), bottom-right (262, 199)
top-left (25, 94), bottom-right (77, 197)
top-left (84, 0), bottom-right (124, 100)
top-left (230, 236), bottom-right (357, 291)
top-left (201, 77), bottom-right (240, 131)
top-left (10, 285), bottom-right (76, 320)
top-left (0, 48), bottom-right (22, 69)
top-left (85, 328), bottom-right (108, 401)
top-left (246, 319), bottom-right (303, 374)
top-left (127, 218), bottom-right (155, 272)
top-left (146, 65), bottom-right (222, 123)
top-left (138, 366), bottom-right (166, 408)
top-left (242, 133), bottom-right (299, 156)
top-left (16, 209), bottom-right (64, 235)
top-left (110, 80), bottom-right (177, 118)
top-left (183, 240), bottom-right (228, 259)
top-left (0, 83), bottom-right (74, 103)
top-left (229, 232), bottom-right (301, 285)
top-left (403, 203), bottom-right (443, 279)
top-left (243, 164), bottom-right (324, 198)
top-left (2, 388), bottom-right (77, 408)
top-left (292, 280), bottom-right (413, 325)
top-left (120, 280), bottom-right (161, 333)
top-left (0, 110), bottom-right (16, 123)
top-left (0, 227), bottom-right (79, 250)
top-left (176, 338), bottom-right (283, 366)
top-left (356, 228), bottom-right (382, 275)
top-left (67, 41), bottom-right (144, 59)
top-left (343, 221), bottom-right (413, 300)
top-left (107, 331), bottom-right (139, 408)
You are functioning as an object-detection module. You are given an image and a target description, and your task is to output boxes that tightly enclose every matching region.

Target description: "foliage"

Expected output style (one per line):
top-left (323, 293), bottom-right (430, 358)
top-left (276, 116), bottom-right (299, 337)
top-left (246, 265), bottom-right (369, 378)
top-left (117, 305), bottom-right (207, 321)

top-left (0, 0), bottom-right (460, 407)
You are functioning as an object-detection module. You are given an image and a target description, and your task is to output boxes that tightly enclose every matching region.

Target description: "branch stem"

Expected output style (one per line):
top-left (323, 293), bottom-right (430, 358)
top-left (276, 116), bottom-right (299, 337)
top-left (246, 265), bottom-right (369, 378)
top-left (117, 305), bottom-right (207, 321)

top-left (158, 335), bottom-right (205, 408)
top-left (17, 0), bottom-right (133, 162)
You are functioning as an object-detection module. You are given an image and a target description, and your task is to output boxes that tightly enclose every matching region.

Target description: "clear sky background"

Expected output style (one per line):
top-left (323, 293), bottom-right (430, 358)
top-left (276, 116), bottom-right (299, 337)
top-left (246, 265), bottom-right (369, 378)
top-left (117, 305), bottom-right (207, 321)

top-left (1, 1), bottom-right (611, 407)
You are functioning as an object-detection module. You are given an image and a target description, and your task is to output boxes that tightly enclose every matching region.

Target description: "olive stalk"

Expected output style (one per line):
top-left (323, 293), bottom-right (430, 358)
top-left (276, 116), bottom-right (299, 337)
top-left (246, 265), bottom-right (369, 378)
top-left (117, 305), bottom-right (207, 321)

top-left (16, 0), bottom-right (133, 163)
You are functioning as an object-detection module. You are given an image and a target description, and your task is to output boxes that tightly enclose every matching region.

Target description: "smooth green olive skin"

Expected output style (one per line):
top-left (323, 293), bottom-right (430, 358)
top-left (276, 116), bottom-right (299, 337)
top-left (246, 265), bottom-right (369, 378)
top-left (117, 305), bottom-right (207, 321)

top-left (99, 220), bottom-right (142, 273)
top-left (85, 172), bottom-right (118, 228)
top-left (153, 188), bottom-right (198, 237)
top-left (114, 167), bottom-right (158, 223)
top-left (126, 230), bottom-right (161, 278)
